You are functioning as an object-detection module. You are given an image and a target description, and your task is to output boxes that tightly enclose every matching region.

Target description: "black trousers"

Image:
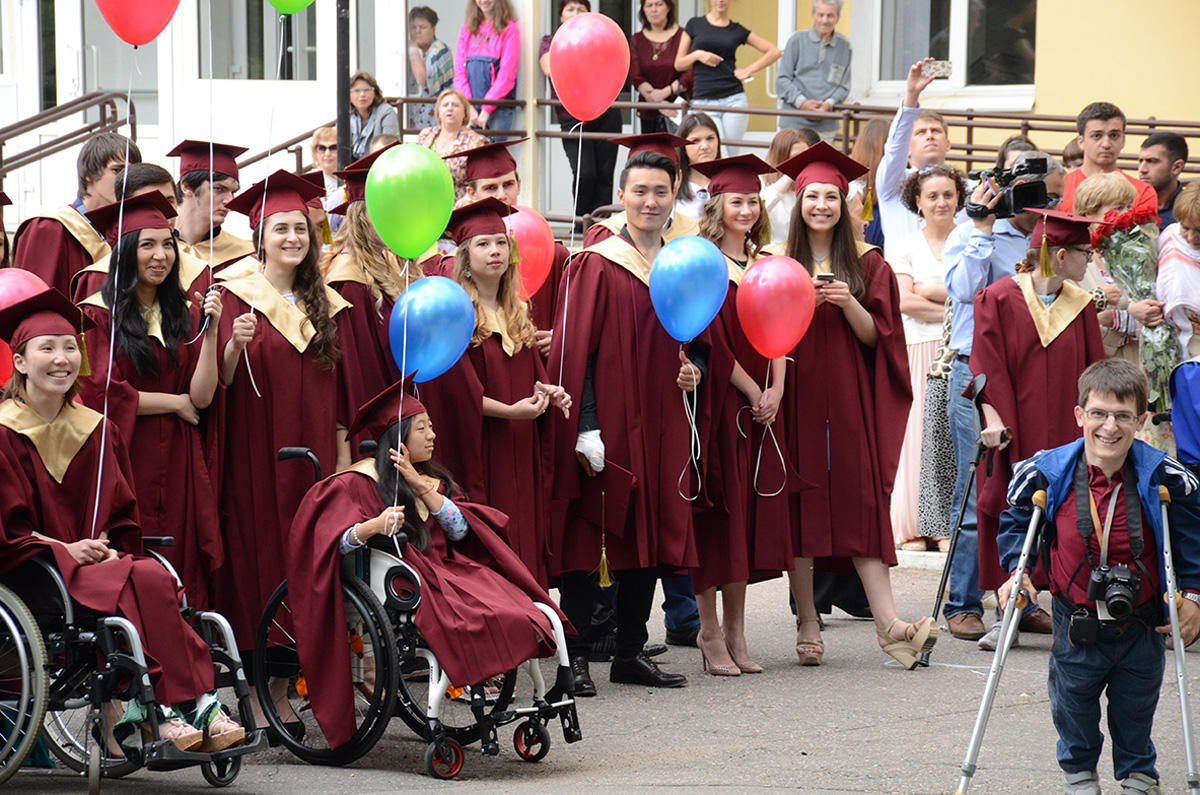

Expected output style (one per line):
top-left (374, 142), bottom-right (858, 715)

top-left (559, 567), bottom-right (658, 660)
top-left (558, 107), bottom-right (621, 218)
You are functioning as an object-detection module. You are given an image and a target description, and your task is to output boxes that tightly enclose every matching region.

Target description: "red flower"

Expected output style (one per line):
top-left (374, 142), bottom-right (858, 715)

top-left (1090, 227), bottom-right (1108, 249)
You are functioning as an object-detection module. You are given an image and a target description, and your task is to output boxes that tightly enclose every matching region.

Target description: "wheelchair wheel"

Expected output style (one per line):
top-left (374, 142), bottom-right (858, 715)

top-left (0, 584), bottom-right (48, 786)
top-left (393, 639), bottom-right (516, 746)
top-left (41, 705), bottom-right (139, 779)
top-left (252, 575), bottom-right (398, 766)
top-left (201, 756), bottom-right (241, 787)
top-left (513, 720), bottom-right (551, 762)
top-left (423, 738), bottom-right (464, 779)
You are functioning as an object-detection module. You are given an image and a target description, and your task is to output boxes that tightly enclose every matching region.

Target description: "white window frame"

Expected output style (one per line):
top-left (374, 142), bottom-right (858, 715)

top-left (850, 0), bottom-right (1035, 111)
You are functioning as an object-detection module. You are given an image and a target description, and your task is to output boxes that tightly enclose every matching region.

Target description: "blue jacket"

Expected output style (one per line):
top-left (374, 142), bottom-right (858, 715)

top-left (999, 438), bottom-right (1200, 621)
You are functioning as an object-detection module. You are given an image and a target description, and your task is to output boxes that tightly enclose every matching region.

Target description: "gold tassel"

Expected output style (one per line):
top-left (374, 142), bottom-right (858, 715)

top-left (77, 308), bottom-right (91, 377)
top-left (1038, 225), bottom-right (1054, 278)
top-left (596, 489), bottom-right (613, 588)
top-left (859, 185), bottom-right (874, 221)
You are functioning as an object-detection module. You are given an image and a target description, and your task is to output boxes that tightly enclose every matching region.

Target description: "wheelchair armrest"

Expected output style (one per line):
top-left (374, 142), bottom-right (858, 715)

top-left (358, 440), bottom-right (378, 456)
top-left (142, 536), bottom-right (176, 548)
top-left (278, 446), bottom-right (322, 483)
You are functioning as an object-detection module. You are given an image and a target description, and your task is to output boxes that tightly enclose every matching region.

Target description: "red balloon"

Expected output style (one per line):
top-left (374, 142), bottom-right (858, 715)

top-left (549, 13), bottom-right (630, 122)
top-left (94, 0), bottom-right (180, 46)
top-left (0, 341), bottom-right (10, 384)
top-left (736, 256), bottom-right (816, 359)
top-left (0, 269), bottom-right (51, 309)
top-left (505, 205), bottom-right (555, 301)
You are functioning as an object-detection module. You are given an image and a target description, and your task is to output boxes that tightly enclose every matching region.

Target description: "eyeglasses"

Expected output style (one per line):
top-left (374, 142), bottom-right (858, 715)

top-left (1084, 408), bottom-right (1138, 426)
top-left (315, 144), bottom-right (337, 153)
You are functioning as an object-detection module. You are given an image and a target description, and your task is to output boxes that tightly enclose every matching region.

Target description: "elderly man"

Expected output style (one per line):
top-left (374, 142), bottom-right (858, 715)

top-left (775, 1), bottom-right (851, 144)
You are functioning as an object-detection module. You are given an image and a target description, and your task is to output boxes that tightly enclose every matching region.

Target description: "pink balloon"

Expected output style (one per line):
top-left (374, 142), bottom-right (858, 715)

top-left (736, 256), bottom-right (816, 359)
top-left (94, 0), bottom-right (180, 46)
top-left (0, 269), bottom-right (51, 309)
top-left (0, 341), bottom-right (10, 383)
top-left (505, 206), bottom-right (555, 301)
top-left (549, 13), bottom-right (630, 122)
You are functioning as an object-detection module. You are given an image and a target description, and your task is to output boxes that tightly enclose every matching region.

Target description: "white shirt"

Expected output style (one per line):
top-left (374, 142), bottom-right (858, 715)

top-left (889, 228), bottom-right (947, 344)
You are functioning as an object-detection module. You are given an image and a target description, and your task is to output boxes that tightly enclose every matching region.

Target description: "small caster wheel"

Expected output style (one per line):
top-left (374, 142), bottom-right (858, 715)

top-left (424, 739), bottom-right (464, 779)
top-left (202, 756), bottom-right (242, 787)
top-left (513, 720), bottom-right (551, 762)
top-left (87, 744), bottom-right (101, 795)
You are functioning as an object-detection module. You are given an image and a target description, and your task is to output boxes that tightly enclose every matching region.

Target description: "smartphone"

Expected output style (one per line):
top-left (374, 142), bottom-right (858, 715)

top-left (815, 273), bottom-right (835, 284)
top-left (921, 60), bottom-right (952, 79)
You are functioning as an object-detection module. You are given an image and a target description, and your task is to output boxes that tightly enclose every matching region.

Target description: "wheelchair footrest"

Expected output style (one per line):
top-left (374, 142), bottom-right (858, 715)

top-left (142, 728), bottom-right (267, 771)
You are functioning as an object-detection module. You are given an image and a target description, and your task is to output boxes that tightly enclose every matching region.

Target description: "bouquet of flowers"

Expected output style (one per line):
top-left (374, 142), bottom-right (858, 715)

top-left (1090, 207), bottom-right (1178, 408)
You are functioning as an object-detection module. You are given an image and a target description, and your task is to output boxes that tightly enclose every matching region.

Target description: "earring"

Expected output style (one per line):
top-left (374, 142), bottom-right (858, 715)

top-left (463, 266), bottom-right (472, 279)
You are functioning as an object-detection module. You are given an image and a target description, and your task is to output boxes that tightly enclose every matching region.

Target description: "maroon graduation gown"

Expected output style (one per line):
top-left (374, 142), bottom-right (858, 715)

top-left (693, 268), bottom-right (795, 593)
top-left (422, 332), bottom-right (555, 587)
top-left (527, 242), bottom-right (568, 334)
top-left (213, 274), bottom-right (348, 647)
top-left (548, 236), bottom-right (703, 575)
top-left (13, 209), bottom-right (109, 297)
top-left (284, 462), bottom-right (564, 749)
top-left (77, 301), bottom-right (223, 610)
top-left (0, 400), bottom-right (213, 706)
top-left (70, 249), bottom-right (214, 305)
top-left (970, 275), bottom-right (1105, 589)
top-left (783, 247), bottom-right (912, 564)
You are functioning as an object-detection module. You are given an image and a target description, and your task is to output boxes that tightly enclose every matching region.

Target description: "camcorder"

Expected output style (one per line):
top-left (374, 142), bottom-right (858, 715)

top-left (965, 155), bottom-right (1051, 219)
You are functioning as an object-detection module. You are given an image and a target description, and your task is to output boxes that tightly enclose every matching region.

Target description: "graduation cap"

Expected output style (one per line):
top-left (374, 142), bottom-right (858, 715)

top-left (0, 281), bottom-right (93, 367)
top-left (444, 197), bottom-right (515, 245)
top-left (299, 172), bottom-right (329, 210)
top-left (225, 169), bottom-right (325, 229)
top-left (330, 142), bottom-right (400, 214)
top-left (690, 154), bottom-right (777, 196)
top-left (85, 191), bottom-right (178, 246)
top-left (610, 133), bottom-right (690, 166)
top-left (1030, 208), bottom-right (1092, 277)
top-left (0, 192), bottom-right (10, 207)
top-left (776, 141), bottom-right (868, 196)
top-left (452, 139), bottom-right (527, 182)
top-left (167, 140), bottom-right (249, 181)
top-left (347, 378), bottom-right (426, 443)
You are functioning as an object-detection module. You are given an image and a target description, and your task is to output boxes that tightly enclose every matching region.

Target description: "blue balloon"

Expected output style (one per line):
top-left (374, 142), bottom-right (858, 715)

top-left (388, 276), bottom-right (475, 383)
top-left (648, 235), bottom-right (729, 342)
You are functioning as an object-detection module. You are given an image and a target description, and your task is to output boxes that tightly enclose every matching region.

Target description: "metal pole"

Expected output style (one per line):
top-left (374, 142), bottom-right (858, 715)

top-left (335, 0), bottom-right (351, 169)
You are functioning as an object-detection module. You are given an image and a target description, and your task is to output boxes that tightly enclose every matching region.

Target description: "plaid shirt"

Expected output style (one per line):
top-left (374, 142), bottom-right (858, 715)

top-left (408, 39), bottom-right (454, 129)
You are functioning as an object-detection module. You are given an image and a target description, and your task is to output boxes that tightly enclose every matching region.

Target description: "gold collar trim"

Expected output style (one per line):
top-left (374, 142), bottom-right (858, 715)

top-left (40, 206), bottom-right (110, 262)
top-left (322, 251), bottom-right (368, 286)
top-left (725, 253), bottom-right (757, 286)
top-left (189, 230), bottom-right (256, 268)
top-left (218, 269), bottom-right (351, 353)
top-left (1015, 272), bottom-right (1093, 348)
top-left (77, 293), bottom-right (169, 347)
top-left (0, 399), bottom-right (102, 483)
top-left (583, 235), bottom-right (654, 288)
top-left (595, 210), bottom-right (698, 243)
top-left (479, 304), bottom-right (518, 356)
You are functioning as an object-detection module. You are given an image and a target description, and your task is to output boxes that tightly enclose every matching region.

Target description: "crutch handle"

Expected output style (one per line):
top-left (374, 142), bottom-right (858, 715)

top-left (1014, 591), bottom-right (1030, 610)
top-left (1031, 489), bottom-right (1047, 510)
top-left (1160, 484), bottom-right (1173, 503)
top-left (1166, 591), bottom-right (1184, 608)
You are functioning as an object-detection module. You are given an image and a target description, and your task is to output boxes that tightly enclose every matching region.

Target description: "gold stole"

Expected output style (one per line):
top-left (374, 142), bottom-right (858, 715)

top-left (218, 270), bottom-right (351, 353)
top-left (189, 229), bottom-right (256, 268)
top-left (479, 305), bottom-right (518, 356)
top-left (0, 399), bottom-right (102, 483)
top-left (77, 293), bottom-right (167, 346)
top-left (322, 251), bottom-right (369, 286)
top-left (1015, 272), bottom-right (1093, 348)
top-left (594, 211), bottom-right (699, 243)
top-left (38, 206), bottom-right (110, 262)
top-left (582, 235), bottom-right (654, 288)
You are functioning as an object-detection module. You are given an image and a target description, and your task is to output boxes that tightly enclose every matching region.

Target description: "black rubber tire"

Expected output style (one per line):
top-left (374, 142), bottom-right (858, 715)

top-left (252, 576), bottom-right (398, 766)
top-left (201, 756), bottom-right (241, 787)
top-left (87, 744), bottom-right (101, 795)
top-left (513, 720), bottom-right (551, 762)
top-left (423, 738), bottom-right (464, 779)
top-left (0, 584), bottom-right (48, 786)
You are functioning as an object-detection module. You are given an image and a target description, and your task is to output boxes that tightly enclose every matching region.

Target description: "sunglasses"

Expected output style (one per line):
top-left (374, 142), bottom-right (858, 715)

top-left (315, 144), bottom-right (338, 153)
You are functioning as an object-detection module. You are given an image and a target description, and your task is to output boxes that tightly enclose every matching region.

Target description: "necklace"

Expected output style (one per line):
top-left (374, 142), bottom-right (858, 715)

top-left (650, 37), bottom-right (671, 61)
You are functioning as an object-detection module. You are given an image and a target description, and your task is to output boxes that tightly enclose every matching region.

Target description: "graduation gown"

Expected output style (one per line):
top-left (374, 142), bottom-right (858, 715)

top-left (692, 256), bottom-right (795, 593)
top-left (548, 234), bottom-right (704, 575)
top-left (77, 297), bottom-right (223, 610)
top-left (187, 228), bottom-right (256, 276)
top-left (0, 399), bottom-right (213, 706)
top-left (527, 242), bottom-right (569, 334)
top-left (421, 311), bottom-right (555, 587)
top-left (581, 211), bottom-right (699, 248)
top-left (970, 274), bottom-right (1105, 589)
top-left (70, 246), bottom-right (214, 305)
top-left (13, 207), bottom-right (110, 297)
top-left (284, 459), bottom-right (564, 749)
top-left (213, 265), bottom-right (351, 647)
top-left (776, 243), bottom-right (912, 564)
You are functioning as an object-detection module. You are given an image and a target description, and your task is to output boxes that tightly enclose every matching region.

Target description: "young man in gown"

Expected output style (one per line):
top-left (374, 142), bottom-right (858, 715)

top-left (168, 140), bottom-right (256, 274)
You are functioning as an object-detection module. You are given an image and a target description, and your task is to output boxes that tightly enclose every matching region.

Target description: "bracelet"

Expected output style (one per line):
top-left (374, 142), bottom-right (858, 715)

top-left (417, 482), bottom-right (438, 497)
top-left (1090, 287), bottom-right (1108, 312)
top-left (350, 524), bottom-right (363, 547)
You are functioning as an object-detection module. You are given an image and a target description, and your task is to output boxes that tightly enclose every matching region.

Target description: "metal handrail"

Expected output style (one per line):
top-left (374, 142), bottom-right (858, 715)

top-left (0, 91), bottom-right (137, 183)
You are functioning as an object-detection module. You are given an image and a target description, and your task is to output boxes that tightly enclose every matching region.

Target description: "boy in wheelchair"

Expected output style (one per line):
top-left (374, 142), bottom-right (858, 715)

top-left (0, 280), bottom-right (244, 756)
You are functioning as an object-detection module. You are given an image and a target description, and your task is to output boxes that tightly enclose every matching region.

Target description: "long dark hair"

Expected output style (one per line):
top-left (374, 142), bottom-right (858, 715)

top-left (372, 418), bottom-right (461, 553)
top-left (101, 228), bottom-right (188, 377)
top-left (677, 113), bottom-right (720, 203)
top-left (785, 192), bottom-right (866, 301)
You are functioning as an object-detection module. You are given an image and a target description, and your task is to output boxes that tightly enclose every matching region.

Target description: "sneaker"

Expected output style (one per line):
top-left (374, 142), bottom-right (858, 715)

top-left (978, 621), bottom-right (1019, 652)
top-left (1063, 769), bottom-right (1101, 795)
top-left (1121, 772), bottom-right (1163, 794)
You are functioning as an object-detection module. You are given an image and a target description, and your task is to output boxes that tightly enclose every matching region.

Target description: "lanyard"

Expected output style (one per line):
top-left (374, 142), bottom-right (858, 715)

top-left (1087, 482), bottom-right (1122, 566)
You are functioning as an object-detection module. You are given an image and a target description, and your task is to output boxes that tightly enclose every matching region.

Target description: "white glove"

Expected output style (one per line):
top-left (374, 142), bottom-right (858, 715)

top-left (574, 430), bottom-right (605, 472)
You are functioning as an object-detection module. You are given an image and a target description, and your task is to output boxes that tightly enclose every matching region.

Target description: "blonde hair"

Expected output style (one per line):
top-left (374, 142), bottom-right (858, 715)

top-left (1174, 182), bottom-right (1200, 226)
top-left (434, 88), bottom-right (472, 128)
top-left (699, 193), bottom-right (769, 259)
top-left (452, 237), bottom-right (537, 350)
top-left (464, 0), bottom-right (516, 33)
top-left (321, 202), bottom-right (419, 315)
top-left (1073, 171), bottom-right (1137, 219)
top-left (310, 126), bottom-right (337, 161)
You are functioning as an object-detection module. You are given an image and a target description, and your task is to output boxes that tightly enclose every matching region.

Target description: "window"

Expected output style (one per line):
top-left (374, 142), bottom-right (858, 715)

top-left (199, 0), bottom-right (317, 80)
top-left (82, 1), bottom-right (159, 123)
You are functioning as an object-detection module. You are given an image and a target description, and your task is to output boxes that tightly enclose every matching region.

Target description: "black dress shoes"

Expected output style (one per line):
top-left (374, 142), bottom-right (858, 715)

top-left (610, 653), bottom-right (687, 688)
top-left (643, 642), bottom-right (668, 658)
top-left (570, 655), bottom-right (597, 697)
top-left (664, 625), bottom-right (699, 647)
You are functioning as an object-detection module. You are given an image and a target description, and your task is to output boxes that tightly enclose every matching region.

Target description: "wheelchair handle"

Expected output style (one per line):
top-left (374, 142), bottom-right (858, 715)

top-left (142, 536), bottom-right (176, 547)
top-left (358, 440), bottom-right (378, 456)
top-left (278, 446), bottom-right (322, 483)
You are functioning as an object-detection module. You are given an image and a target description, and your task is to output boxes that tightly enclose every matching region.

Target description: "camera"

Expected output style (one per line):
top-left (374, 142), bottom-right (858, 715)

top-left (965, 156), bottom-right (1051, 219)
top-left (1086, 563), bottom-right (1141, 620)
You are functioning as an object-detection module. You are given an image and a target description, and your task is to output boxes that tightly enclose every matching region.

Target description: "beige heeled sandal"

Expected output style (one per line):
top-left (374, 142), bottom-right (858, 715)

top-left (795, 616), bottom-right (824, 666)
top-left (878, 617), bottom-right (938, 670)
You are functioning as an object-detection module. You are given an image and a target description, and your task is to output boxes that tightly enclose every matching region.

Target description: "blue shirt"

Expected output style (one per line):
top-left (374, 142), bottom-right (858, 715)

top-left (943, 217), bottom-right (1030, 355)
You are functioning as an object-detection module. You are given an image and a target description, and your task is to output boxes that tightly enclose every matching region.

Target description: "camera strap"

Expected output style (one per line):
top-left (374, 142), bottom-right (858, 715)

top-left (1067, 454), bottom-right (1153, 593)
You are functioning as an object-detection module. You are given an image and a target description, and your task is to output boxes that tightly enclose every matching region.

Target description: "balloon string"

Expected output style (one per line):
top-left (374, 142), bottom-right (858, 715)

top-left (390, 260), bottom-right (415, 559)
top-left (676, 353), bottom-right (702, 502)
top-left (555, 120), bottom-right (584, 387)
top-left (89, 47), bottom-right (138, 540)
top-left (734, 368), bottom-right (786, 497)
top-left (186, 1), bottom-right (218, 346)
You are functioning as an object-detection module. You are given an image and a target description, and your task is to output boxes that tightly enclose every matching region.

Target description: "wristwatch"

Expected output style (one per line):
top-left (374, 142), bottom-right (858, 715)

top-left (1183, 592), bottom-right (1200, 607)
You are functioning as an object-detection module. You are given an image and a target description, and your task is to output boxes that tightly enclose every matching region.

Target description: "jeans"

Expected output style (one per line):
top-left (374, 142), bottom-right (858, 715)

top-left (945, 358), bottom-right (984, 619)
top-left (1048, 599), bottom-right (1164, 781)
top-left (696, 91), bottom-right (748, 154)
top-left (486, 105), bottom-right (516, 137)
top-left (661, 574), bottom-right (699, 632)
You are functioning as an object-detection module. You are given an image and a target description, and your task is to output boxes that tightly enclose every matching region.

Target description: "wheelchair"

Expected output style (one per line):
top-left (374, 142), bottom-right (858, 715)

top-left (0, 540), bottom-right (266, 792)
top-left (251, 447), bottom-right (582, 779)
top-left (0, 581), bottom-right (48, 785)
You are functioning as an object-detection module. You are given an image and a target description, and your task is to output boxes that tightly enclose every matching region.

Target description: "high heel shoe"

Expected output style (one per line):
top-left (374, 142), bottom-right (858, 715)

top-left (878, 617), bottom-right (938, 670)
top-left (697, 634), bottom-right (740, 677)
top-left (724, 637), bottom-right (763, 674)
top-left (795, 616), bottom-right (824, 666)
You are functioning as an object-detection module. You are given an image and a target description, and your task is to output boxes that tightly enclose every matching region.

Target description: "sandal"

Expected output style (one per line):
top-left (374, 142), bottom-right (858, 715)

top-left (146, 717), bottom-right (204, 752)
top-left (199, 709), bottom-right (245, 753)
top-left (795, 617), bottom-right (824, 666)
top-left (878, 617), bottom-right (938, 670)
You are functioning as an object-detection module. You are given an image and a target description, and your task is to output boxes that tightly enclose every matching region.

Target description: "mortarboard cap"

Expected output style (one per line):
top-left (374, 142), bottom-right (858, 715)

top-left (299, 171), bottom-right (329, 210)
top-left (776, 141), bottom-right (868, 196)
top-left (444, 197), bottom-right (514, 245)
top-left (85, 191), bottom-right (178, 247)
top-left (1031, 208), bottom-right (1093, 277)
top-left (610, 132), bottom-right (690, 166)
top-left (0, 192), bottom-right (10, 207)
top-left (167, 140), bottom-right (249, 182)
top-left (690, 154), bottom-right (777, 196)
top-left (330, 142), bottom-right (400, 214)
top-left (451, 139), bottom-right (526, 182)
top-left (347, 378), bottom-right (427, 442)
top-left (0, 280), bottom-right (93, 358)
top-left (225, 169), bottom-right (325, 229)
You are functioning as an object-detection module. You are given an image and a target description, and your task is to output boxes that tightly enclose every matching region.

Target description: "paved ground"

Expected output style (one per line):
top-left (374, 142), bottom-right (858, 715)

top-left (9, 566), bottom-right (1200, 793)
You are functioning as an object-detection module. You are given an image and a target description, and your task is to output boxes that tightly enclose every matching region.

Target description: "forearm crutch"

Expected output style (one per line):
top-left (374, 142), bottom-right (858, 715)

top-left (1157, 484), bottom-right (1200, 794)
top-left (954, 489), bottom-right (1045, 795)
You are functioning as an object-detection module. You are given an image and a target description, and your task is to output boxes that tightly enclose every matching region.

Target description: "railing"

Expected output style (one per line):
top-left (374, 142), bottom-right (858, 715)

top-left (0, 92), bottom-right (137, 186)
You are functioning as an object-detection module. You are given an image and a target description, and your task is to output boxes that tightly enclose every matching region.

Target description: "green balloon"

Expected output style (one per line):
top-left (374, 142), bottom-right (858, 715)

top-left (268, 0), bottom-right (315, 14)
top-left (365, 144), bottom-right (454, 260)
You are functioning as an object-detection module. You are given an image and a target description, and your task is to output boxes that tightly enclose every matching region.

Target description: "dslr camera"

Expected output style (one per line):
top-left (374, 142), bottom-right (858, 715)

top-left (965, 155), bottom-right (1051, 219)
top-left (1086, 563), bottom-right (1141, 620)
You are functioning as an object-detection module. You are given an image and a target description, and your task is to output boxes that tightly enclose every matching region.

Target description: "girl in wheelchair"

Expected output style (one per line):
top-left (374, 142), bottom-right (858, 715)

top-left (285, 379), bottom-right (571, 754)
top-left (0, 278), bottom-right (243, 754)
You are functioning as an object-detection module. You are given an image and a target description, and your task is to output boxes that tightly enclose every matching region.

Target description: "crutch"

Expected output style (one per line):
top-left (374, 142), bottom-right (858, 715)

top-left (955, 488), bottom-right (1045, 795)
top-left (1157, 484), bottom-right (1200, 794)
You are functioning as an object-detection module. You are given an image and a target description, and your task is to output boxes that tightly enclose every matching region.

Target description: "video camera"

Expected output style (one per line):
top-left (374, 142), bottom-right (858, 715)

top-left (965, 155), bottom-right (1051, 219)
